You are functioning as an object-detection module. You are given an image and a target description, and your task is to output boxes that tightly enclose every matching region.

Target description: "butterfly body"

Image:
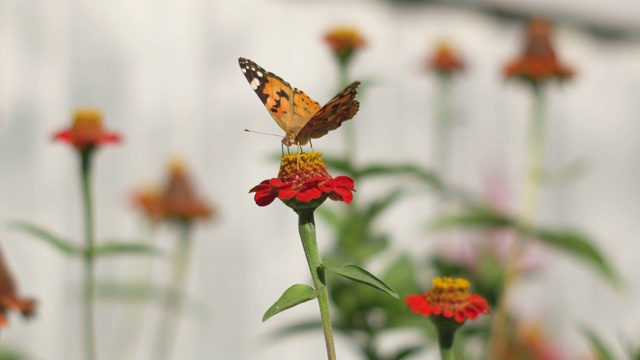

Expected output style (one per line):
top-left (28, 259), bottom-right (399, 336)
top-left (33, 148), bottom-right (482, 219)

top-left (239, 57), bottom-right (360, 148)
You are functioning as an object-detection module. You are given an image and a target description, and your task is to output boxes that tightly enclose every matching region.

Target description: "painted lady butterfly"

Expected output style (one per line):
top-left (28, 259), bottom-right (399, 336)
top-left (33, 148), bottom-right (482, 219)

top-left (239, 57), bottom-right (360, 148)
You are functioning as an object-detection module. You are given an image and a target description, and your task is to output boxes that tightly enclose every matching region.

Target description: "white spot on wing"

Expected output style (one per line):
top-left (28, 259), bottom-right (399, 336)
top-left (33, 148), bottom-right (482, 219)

top-left (257, 71), bottom-right (263, 77)
top-left (250, 78), bottom-right (260, 90)
top-left (241, 67), bottom-right (247, 73)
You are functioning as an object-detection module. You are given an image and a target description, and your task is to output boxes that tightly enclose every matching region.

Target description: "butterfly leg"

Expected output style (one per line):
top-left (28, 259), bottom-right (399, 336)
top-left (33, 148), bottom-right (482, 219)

top-left (309, 139), bottom-right (315, 153)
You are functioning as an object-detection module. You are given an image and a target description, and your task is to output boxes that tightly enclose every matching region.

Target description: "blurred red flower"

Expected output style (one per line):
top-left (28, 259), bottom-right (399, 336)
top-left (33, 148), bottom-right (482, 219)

top-left (324, 26), bottom-right (366, 66)
top-left (504, 19), bottom-right (574, 85)
top-left (428, 41), bottom-right (464, 75)
top-left (53, 109), bottom-right (121, 150)
top-left (406, 277), bottom-right (490, 323)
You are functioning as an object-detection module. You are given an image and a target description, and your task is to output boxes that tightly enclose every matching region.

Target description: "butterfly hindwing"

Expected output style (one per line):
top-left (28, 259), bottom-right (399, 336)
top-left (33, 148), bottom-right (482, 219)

top-left (295, 81), bottom-right (361, 145)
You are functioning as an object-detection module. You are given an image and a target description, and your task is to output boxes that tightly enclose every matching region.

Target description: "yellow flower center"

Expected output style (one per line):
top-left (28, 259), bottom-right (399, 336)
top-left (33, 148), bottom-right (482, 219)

top-left (428, 277), bottom-right (471, 304)
top-left (278, 152), bottom-right (330, 185)
top-left (72, 109), bottom-right (104, 131)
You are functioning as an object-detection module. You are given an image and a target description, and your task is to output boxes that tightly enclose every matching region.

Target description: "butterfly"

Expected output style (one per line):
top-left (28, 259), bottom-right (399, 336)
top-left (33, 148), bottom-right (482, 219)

top-left (239, 57), bottom-right (360, 149)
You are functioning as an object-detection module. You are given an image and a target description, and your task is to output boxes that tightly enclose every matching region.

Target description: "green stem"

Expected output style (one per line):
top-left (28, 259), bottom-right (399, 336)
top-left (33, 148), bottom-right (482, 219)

top-left (434, 73), bottom-right (454, 210)
top-left (297, 209), bottom-right (336, 360)
top-left (114, 220), bottom-right (156, 358)
top-left (80, 149), bottom-right (96, 360)
top-left (152, 220), bottom-right (193, 360)
top-left (486, 85), bottom-right (546, 359)
top-left (439, 329), bottom-right (456, 360)
top-left (434, 73), bottom-right (453, 182)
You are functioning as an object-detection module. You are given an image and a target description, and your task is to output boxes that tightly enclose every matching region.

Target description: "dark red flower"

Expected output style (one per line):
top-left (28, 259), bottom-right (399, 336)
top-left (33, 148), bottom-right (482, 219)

top-left (250, 152), bottom-right (355, 210)
top-left (53, 109), bottom-right (121, 151)
top-left (428, 42), bottom-right (464, 75)
top-left (504, 19), bottom-right (574, 85)
top-left (0, 246), bottom-right (36, 327)
top-left (406, 277), bottom-right (490, 323)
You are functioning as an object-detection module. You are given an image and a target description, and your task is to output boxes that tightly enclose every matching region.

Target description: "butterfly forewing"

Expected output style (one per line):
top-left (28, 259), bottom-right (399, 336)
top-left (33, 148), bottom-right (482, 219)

top-left (239, 57), bottom-right (323, 138)
top-left (295, 81), bottom-right (361, 145)
top-left (238, 57), bottom-right (295, 133)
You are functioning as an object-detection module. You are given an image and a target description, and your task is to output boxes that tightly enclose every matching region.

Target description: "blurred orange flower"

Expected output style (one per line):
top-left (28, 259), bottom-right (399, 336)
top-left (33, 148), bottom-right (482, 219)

top-left (161, 159), bottom-right (214, 222)
top-left (250, 152), bottom-right (355, 209)
top-left (428, 41), bottom-right (464, 75)
top-left (132, 159), bottom-right (214, 224)
top-left (324, 26), bottom-right (366, 66)
top-left (0, 247), bottom-right (36, 327)
top-left (504, 19), bottom-right (574, 85)
top-left (53, 109), bottom-right (121, 150)
top-left (406, 277), bottom-right (490, 323)
top-left (131, 185), bottom-right (165, 223)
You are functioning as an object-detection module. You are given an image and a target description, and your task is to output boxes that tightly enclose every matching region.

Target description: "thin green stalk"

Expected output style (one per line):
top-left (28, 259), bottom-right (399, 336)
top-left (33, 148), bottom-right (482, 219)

top-left (114, 220), bottom-right (156, 359)
top-left (438, 330), bottom-right (455, 360)
top-left (434, 73), bottom-right (453, 183)
top-left (297, 209), bottom-right (336, 360)
top-left (80, 149), bottom-right (96, 360)
top-left (486, 85), bottom-right (546, 358)
top-left (433, 73), bottom-right (454, 211)
top-left (152, 220), bottom-right (193, 360)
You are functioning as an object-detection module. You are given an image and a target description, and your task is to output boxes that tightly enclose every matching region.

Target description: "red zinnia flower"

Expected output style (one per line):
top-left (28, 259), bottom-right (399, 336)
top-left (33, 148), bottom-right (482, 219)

top-left (504, 19), bottom-right (574, 85)
top-left (53, 109), bottom-right (121, 151)
top-left (428, 41), bottom-right (464, 75)
top-left (324, 26), bottom-right (366, 67)
top-left (250, 152), bottom-right (355, 210)
top-left (406, 277), bottom-right (490, 323)
top-left (0, 247), bottom-right (36, 327)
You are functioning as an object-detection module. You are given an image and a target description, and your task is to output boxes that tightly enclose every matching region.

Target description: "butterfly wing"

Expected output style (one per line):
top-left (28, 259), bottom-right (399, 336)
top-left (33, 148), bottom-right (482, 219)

top-left (239, 58), bottom-right (320, 137)
top-left (295, 81), bottom-right (361, 145)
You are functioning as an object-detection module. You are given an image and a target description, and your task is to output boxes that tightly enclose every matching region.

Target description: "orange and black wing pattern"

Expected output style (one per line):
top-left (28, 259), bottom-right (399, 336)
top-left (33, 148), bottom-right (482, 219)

top-left (295, 81), bottom-right (360, 145)
top-left (238, 57), bottom-right (321, 138)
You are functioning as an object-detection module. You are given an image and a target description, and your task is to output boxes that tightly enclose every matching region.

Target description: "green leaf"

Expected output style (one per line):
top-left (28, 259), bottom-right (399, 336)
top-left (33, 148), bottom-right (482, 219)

top-left (322, 262), bottom-right (399, 299)
top-left (529, 228), bottom-right (619, 286)
top-left (356, 163), bottom-right (442, 187)
top-left (581, 327), bottom-right (616, 360)
top-left (6, 220), bottom-right (82, 257)
top-left (262, 284), bottom-right (318, 322)
top-left (91, 241), bottom-right (165, 258)
top-left (429, 207), bottom-right (620, 286)
top-left (94, 281), bottom-right (207, 314)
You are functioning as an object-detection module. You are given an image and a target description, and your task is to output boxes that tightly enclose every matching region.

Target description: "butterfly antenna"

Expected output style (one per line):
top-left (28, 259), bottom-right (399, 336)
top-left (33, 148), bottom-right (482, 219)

top-left (243, 129), bottom-right (281, 138)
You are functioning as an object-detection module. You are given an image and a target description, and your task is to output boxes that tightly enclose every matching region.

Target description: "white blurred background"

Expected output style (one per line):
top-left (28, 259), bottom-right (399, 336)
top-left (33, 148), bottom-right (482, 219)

top-left (1, 0), bottom-right (640, 359)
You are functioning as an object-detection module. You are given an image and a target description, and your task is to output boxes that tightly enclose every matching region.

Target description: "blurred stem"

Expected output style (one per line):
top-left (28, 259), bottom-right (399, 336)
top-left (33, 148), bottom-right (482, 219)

top-left (434, 73), bottom-right (454, 209)
top-left (440, 347), bottom-right (455, 360)
top-left (363, 329), bottom-right (379, 360)
top-left (114, 220), bottom-right (156, 359)
top-left (153, 220), bottom-right (193, 360)
top-left (297, 209), bottom-right (336, 360)
top-left (80, 149), bottom-right (96, 360)
top-left (486, 84), bottom-right (546, 359)
top-left (339, 62), bottom-right (356, 165)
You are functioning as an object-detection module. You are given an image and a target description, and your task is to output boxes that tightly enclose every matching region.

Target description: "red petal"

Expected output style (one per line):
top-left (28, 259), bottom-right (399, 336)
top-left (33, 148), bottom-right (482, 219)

top-left (53, 129), bottom-right (74, 143)
top-left (405, 294), bottom-right (427, 313)
top-left (99, 132), bottom-right (122, 144)
top-left (249, 180), bottom-right (271, 193)
top-left (334, 176), bottom-right (355, 190)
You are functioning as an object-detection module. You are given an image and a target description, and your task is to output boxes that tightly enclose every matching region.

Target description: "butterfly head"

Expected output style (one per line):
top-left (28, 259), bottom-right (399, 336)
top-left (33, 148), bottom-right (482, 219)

top-left (281, 132), bottom-right (298, 148)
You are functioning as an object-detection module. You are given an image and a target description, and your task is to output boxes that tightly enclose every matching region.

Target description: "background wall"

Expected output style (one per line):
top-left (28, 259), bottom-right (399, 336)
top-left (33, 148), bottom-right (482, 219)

top-left (1, 0), bottom-right (639, 359)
